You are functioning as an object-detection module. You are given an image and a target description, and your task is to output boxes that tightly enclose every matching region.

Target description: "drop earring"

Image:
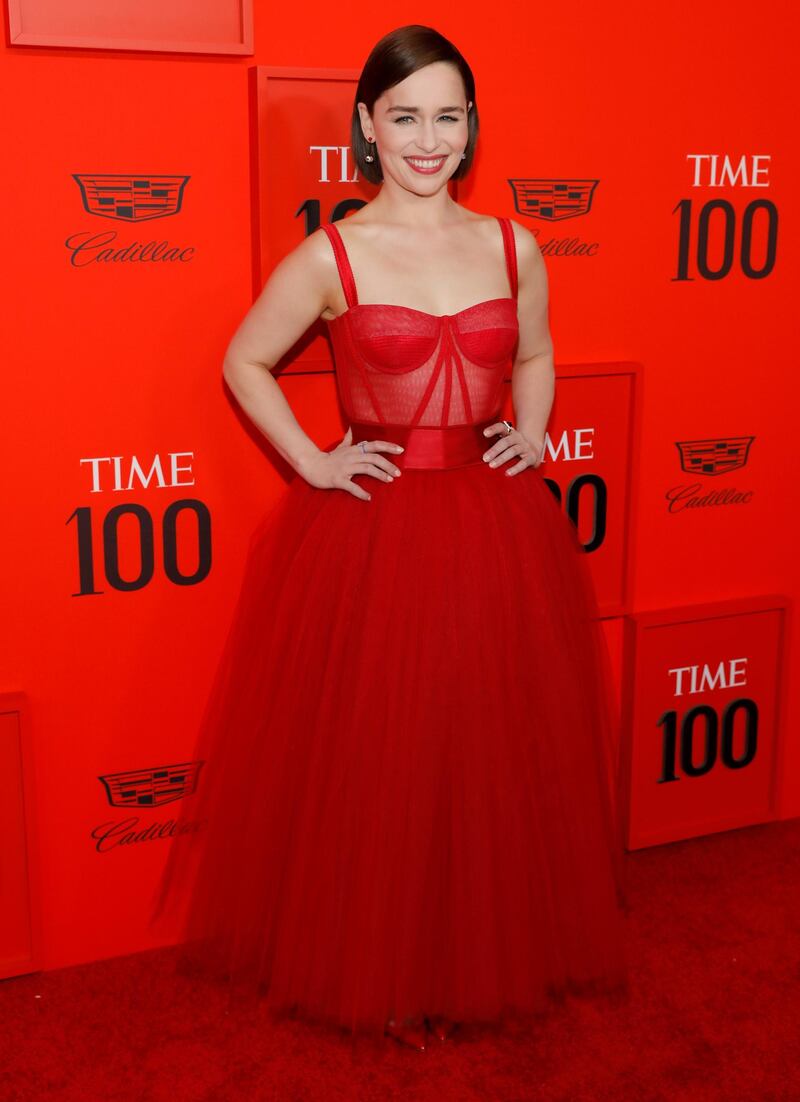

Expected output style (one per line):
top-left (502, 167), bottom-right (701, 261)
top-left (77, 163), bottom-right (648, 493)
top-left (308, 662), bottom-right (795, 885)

top-left (365, 137), bottom-right (375, 163)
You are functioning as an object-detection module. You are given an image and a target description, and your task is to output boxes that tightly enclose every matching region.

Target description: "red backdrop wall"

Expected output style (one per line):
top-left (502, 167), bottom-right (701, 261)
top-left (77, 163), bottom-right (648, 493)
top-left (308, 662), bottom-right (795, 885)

top-left (1, 1), bottom-right (796, 976)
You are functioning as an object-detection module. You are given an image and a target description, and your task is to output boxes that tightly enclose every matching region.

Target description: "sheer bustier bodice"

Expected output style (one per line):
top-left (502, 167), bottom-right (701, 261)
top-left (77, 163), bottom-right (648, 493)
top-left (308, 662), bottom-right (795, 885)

top-left (319, 217), bottom-right (519, 428)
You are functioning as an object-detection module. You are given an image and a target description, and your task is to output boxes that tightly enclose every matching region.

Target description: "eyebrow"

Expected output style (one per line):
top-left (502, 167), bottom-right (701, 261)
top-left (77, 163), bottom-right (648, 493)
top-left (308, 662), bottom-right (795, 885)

top-left (385, 105), bottom-right (465, 114)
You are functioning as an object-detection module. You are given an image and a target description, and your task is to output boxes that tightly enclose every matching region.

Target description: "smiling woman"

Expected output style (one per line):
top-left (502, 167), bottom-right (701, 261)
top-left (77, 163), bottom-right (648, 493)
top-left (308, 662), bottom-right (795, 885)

top-left (351, 31), bottom-right (479, 188)
top-left (152, 23), bottom-right (629, 1056)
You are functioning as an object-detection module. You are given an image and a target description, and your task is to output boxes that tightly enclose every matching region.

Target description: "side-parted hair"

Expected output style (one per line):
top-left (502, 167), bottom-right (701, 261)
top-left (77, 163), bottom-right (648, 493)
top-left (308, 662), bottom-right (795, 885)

top-left (351, 24), bottom-right (479, 186)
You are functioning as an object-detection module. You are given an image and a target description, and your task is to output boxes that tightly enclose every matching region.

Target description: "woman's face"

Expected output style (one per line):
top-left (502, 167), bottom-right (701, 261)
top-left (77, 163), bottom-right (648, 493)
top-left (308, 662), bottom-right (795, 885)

top-left (359, 61), bottom-right (472, 193)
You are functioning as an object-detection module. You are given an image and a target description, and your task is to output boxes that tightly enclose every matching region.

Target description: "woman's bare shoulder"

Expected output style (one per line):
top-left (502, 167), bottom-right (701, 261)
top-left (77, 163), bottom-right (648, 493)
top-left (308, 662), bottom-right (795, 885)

top-left (501, 215), bottom-right (541, 261)
top-left (274, 222), bottom-right (341, 284)
top-left (245, 224), bottom-right (341, 329)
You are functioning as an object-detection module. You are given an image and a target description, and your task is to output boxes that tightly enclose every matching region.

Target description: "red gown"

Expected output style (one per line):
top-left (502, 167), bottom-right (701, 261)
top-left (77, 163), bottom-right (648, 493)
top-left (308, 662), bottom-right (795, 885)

top-left (150, 215), bottom-right (630, 1040)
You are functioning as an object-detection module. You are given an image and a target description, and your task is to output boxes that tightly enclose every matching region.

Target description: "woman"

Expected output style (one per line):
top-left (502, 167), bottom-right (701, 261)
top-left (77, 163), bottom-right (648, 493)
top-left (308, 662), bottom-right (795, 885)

top-left (151, 24), bottom-right (629, 1052)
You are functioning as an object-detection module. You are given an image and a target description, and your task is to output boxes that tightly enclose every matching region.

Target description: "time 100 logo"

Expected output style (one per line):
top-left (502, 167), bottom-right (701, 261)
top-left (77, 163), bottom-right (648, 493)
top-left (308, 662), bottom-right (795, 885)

top-left (69, 452), bottom-right (211, 594)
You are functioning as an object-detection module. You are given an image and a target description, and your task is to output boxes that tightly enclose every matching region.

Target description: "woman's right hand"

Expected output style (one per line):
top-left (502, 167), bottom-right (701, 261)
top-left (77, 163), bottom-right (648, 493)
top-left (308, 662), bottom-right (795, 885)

top-left (300, 427), bottom-right (404, 501)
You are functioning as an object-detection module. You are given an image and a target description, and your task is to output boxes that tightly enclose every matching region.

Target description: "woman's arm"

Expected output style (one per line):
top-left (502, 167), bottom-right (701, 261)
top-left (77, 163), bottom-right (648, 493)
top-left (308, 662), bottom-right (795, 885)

top-left (221, 228), bottom-right (402, 500)
top-left (221, 229), bottom-right (335, 477)
top-left (508, 221), bottom-right (555, 455)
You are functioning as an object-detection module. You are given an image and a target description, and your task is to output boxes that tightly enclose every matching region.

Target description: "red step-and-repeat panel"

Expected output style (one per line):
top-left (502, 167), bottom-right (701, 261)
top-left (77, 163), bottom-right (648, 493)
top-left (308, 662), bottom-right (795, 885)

top-left (1, 3), bottom-right (794, 978)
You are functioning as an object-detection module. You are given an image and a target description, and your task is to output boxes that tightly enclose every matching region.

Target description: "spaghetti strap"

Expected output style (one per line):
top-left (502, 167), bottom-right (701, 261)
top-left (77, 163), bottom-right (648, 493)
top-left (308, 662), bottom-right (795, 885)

top-left (496, 216), bottom-right (519, 300)
top-left (319, 221), bottom-right (359, 308)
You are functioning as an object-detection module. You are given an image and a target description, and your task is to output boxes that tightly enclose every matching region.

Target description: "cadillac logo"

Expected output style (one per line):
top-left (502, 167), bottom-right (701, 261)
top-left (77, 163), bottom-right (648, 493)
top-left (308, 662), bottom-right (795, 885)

top-left (98, 761), bottom-right (204, 808)
top-left (72, 174), bottom-right (190, 221)
top-left (509, 179), bottom-right (598, 220)
top-left (676, 436), bottom-right (755, 476)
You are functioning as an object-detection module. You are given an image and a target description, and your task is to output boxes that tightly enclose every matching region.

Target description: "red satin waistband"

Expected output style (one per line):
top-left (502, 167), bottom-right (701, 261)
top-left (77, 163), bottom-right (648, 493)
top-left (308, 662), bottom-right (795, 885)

top-left (348, 418), bottom-right (500, 470)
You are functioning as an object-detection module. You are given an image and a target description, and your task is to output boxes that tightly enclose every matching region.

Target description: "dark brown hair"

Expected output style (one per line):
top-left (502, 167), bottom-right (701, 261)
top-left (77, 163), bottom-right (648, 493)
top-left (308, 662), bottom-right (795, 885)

top-left (351, 25), bottom-right (479, 186)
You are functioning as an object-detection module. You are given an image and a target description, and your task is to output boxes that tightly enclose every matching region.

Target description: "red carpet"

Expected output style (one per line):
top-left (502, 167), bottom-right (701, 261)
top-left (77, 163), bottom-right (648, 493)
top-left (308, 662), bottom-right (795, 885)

top-left (2, 817), bottom-right (798, 1101)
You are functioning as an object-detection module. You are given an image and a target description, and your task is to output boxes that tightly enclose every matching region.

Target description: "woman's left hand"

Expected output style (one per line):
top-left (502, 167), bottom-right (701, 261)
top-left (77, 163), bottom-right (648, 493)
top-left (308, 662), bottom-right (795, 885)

top-left (481, 421), bottom-right (544, 475)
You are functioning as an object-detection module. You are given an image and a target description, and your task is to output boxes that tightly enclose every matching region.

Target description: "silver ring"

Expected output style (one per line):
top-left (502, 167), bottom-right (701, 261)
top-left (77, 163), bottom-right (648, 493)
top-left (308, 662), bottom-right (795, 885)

top-left (358, 440), bottom-right (367, 454)
top-left (501, 419), bottom-right (514, 436)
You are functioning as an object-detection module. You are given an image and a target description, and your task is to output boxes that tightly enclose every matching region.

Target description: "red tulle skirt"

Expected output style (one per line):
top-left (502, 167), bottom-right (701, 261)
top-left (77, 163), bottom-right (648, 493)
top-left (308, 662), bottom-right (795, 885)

top-left (150, 419), bottom-right (630, 1041)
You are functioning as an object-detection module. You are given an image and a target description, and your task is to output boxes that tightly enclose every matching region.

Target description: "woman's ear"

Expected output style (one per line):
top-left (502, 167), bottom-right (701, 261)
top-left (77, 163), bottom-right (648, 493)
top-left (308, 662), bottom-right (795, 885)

top-left (356, 102), bottom-right (373, 139)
